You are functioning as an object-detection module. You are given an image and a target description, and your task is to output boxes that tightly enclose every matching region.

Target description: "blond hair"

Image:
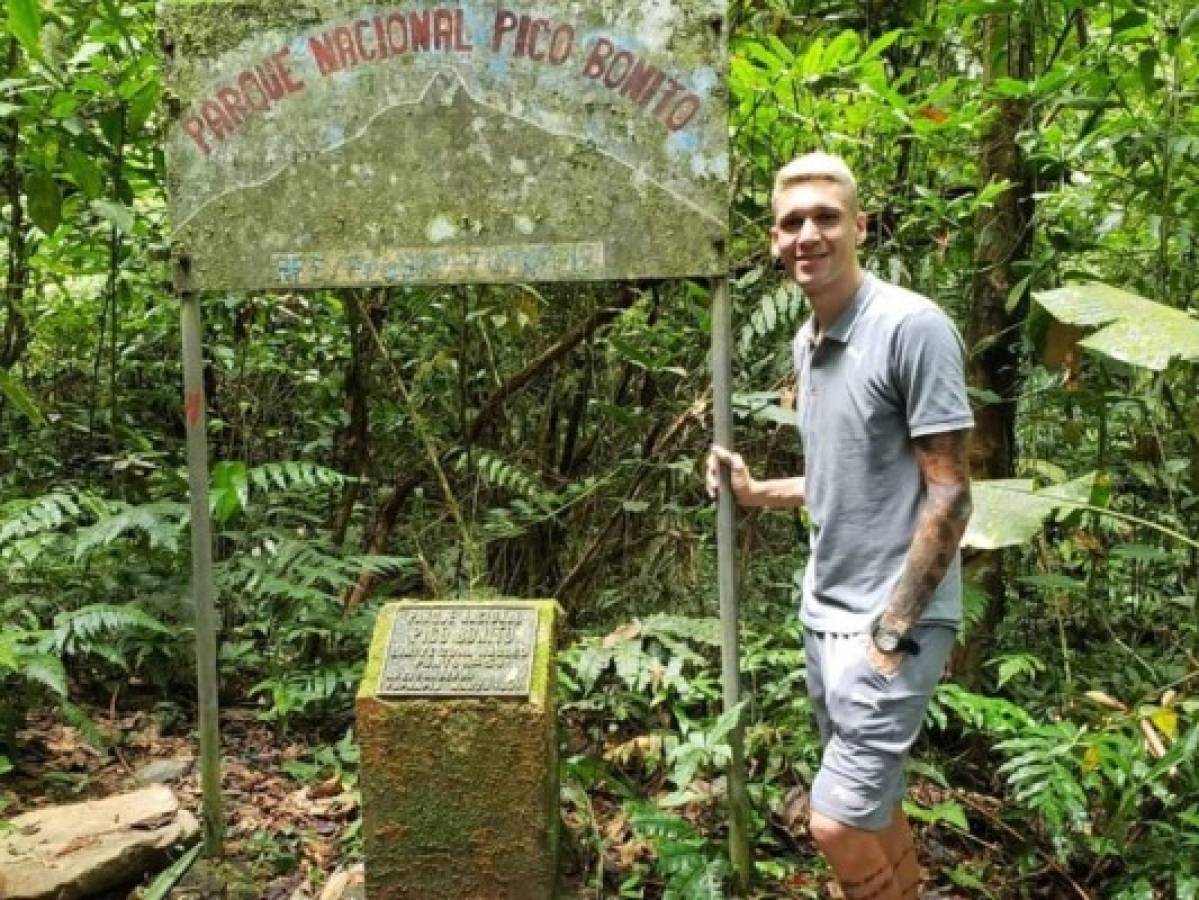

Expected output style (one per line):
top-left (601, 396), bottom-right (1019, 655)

top-left (772, 152), bottom-right (859, 213)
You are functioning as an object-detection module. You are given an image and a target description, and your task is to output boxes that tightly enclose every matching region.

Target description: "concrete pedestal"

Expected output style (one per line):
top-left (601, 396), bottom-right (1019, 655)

top-left (357, 600), bottom-right (560, 900)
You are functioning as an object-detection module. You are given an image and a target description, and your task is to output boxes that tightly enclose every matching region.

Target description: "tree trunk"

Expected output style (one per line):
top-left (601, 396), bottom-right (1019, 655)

top-left (1, 38), bottom-right (31, 372)
top-left (330, 291), bottom-right (384, 546)
top-left (955, 14), bottom-right (1035, 679)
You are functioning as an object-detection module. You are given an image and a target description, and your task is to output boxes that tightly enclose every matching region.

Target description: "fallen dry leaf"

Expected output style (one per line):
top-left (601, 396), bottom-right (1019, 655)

top-left (602, 734), bottom-right (662, 769)
top-left (773, 785), bottom-right (809, 835)
top-left (602, 620), bottom-right (642, 649)
top-left (1140, 718), bottom-right (1168, 759)
top-left (308, 775), bottom-right (342, 800)
top-left (915, 105), bottom-right (949, 124)
top-left (1084, 690), bottom-right (1127, 712)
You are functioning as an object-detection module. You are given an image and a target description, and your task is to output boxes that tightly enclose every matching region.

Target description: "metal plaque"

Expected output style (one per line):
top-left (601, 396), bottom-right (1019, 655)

top-left (378, 604), bottom-right (538, 697)
top-left (162, 0), bottom-right (729, 291)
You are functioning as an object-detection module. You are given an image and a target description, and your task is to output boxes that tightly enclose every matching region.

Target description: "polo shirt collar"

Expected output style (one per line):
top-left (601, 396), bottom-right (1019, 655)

top-left (823, 274), bottom-right (875, 343)
top-left (800, 273), bottom-right (876, 347)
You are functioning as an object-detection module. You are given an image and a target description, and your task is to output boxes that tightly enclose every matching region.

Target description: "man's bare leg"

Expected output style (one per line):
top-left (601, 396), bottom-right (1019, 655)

top-left (878, 804), bottom-right (922, 899)
top-left (810, 810), bottom-right (901, 900)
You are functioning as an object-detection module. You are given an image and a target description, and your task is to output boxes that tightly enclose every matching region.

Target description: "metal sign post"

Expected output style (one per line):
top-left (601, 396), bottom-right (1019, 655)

top-left (711, 275), bottom-right (750, 888)
top-left (179, 291), bottom-right (224, 856)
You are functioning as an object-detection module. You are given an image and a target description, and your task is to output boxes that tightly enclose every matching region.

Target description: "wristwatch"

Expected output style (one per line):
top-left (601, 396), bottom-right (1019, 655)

top-left (871, 621), bottom-right (921, 656)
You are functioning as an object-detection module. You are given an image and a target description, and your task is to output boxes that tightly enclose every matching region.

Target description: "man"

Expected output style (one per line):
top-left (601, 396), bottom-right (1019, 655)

top-left (706, 153), bottom-right (973, 900)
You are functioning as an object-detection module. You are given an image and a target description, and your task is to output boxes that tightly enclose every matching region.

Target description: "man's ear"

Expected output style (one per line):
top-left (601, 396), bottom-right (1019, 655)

top-left (855, 212), bottom-right (868, 245)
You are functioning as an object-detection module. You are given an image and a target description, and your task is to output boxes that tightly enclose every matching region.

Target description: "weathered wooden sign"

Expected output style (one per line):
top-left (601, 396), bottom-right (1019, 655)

top-left (162, 1), bottom-right (729, 290)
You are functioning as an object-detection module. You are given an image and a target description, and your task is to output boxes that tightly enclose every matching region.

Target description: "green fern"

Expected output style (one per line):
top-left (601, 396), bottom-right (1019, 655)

top-left (18, 653), bottom-right (68, 698)
top-left (72, 501), bottom-right (188, 560)
top-left (0, 491), bottom-right (104, 546)
top-left (928, 682), bottom-right (1035, 736)
top-left (60, 700), bottom-right (107, 751)
top-left (218, 535), bottom-right (412, 606)
top-left (626, 801), bottom-right (729, 899)
top-left (248, 461), bottom-right (346, 494)
top-left (460, 450), bottom-right (555, 509)
top-left (0, 370), bottom-right (44, 425)
top-left (558, 616), bottom-right (722, 708)
top-left (737, 282), bottom-right (806, 356)
top-left (479, 473), bottom-right (605, 540)
top-left (643, 615), bottom-right (722, 648)
top-left (48, 603), bottom-right (171, 663)
top-left (250, 661), bottom-right (361, 723)
top-left (212, 461), bottom-right (348, 524)
top-left (0, 491), bottom-right (196, 577)
top-left (996, 722), bottom-right (1091, 857)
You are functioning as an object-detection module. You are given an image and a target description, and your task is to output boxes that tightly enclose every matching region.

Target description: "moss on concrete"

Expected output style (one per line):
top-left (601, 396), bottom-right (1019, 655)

top-left (357, 599), bottom-right (562, 899)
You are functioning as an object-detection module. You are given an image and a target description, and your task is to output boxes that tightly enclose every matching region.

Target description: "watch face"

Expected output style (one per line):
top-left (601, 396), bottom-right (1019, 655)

top-left (874, 630), bottom-right (900, 653)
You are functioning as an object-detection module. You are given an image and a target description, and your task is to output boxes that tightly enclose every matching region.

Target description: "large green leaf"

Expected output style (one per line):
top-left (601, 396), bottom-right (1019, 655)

top-left (0, 369), bottom-right (44, 425)
top-left (64, 149), bottom-right (103, 199)
top-left (90, 199), bottom-right (133, 235)
top-left (1033, 282), bottom-right (1199, 371)
top-left (6, 0), bottom-right (42, 59)
top-left (25, 169), bottom-right (62, 235)
top-left (964, 473), bottom-right (1096, 551)
top-left (22, 653), bottom-right (67, 697)
top-left (127, 79), bottom-right (160, 135)
top-left (142, 843), bottom-right (202, 900)
top-left (211, 461), bottom-right (250, 524)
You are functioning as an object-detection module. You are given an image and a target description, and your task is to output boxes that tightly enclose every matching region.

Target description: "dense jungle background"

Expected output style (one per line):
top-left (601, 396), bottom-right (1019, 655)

top-left (2, 0), bottom-right (1198, 896)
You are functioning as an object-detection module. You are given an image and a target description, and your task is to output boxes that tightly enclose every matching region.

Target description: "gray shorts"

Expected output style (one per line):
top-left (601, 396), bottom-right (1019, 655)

top-left (804, 624), bottom-right (955, 831)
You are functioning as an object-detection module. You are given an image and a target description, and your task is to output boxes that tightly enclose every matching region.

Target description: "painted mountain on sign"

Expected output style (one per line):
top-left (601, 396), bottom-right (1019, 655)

top-left (172, 70), bottom-right (726, 288)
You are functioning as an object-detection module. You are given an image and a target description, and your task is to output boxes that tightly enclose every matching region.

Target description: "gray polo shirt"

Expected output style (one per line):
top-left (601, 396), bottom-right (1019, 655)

top-left (793, 273), bottom-right (974, 633)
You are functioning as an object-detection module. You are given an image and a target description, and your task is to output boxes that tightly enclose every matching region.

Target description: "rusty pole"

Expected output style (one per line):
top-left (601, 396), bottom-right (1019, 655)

top-left (180, 289), bottom-right (225, 856)
top-left (711, 275), bottom-right (751, 888)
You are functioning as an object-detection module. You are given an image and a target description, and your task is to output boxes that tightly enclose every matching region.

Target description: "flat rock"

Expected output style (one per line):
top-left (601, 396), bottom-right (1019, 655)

top-left (0, 784), bottom-right (199, 900)
top-left (134, 757), bottom-right (194, 786)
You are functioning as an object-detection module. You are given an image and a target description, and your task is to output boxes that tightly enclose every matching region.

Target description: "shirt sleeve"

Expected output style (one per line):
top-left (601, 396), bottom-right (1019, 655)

top-left (890, 308), bottom-right (974, 438)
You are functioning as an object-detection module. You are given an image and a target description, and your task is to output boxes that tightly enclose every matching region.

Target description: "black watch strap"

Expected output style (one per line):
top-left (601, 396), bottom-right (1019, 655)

top-left (896, 634), bottom-right (921, 656)
top-left (873, 622), bottom-right (922, 656)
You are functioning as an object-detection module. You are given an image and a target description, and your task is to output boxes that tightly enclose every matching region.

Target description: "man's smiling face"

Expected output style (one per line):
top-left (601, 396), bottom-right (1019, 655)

top-left (770, 178), bottom-right (866, 303)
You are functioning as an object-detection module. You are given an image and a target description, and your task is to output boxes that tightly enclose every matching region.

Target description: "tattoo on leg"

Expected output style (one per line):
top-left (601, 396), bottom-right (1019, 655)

top-left (840, 864), bottom-right (890, 889)
top-left (844, 874), bottom-right (900, 900)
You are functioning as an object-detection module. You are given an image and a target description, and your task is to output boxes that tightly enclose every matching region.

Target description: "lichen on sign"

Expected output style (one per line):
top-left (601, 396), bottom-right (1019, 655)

top-left (162, 0), bottom-right (729, 290)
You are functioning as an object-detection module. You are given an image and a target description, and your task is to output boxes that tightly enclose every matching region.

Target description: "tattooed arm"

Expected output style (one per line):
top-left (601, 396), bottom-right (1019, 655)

top-left (874, 430), bottom-right (973, 655)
